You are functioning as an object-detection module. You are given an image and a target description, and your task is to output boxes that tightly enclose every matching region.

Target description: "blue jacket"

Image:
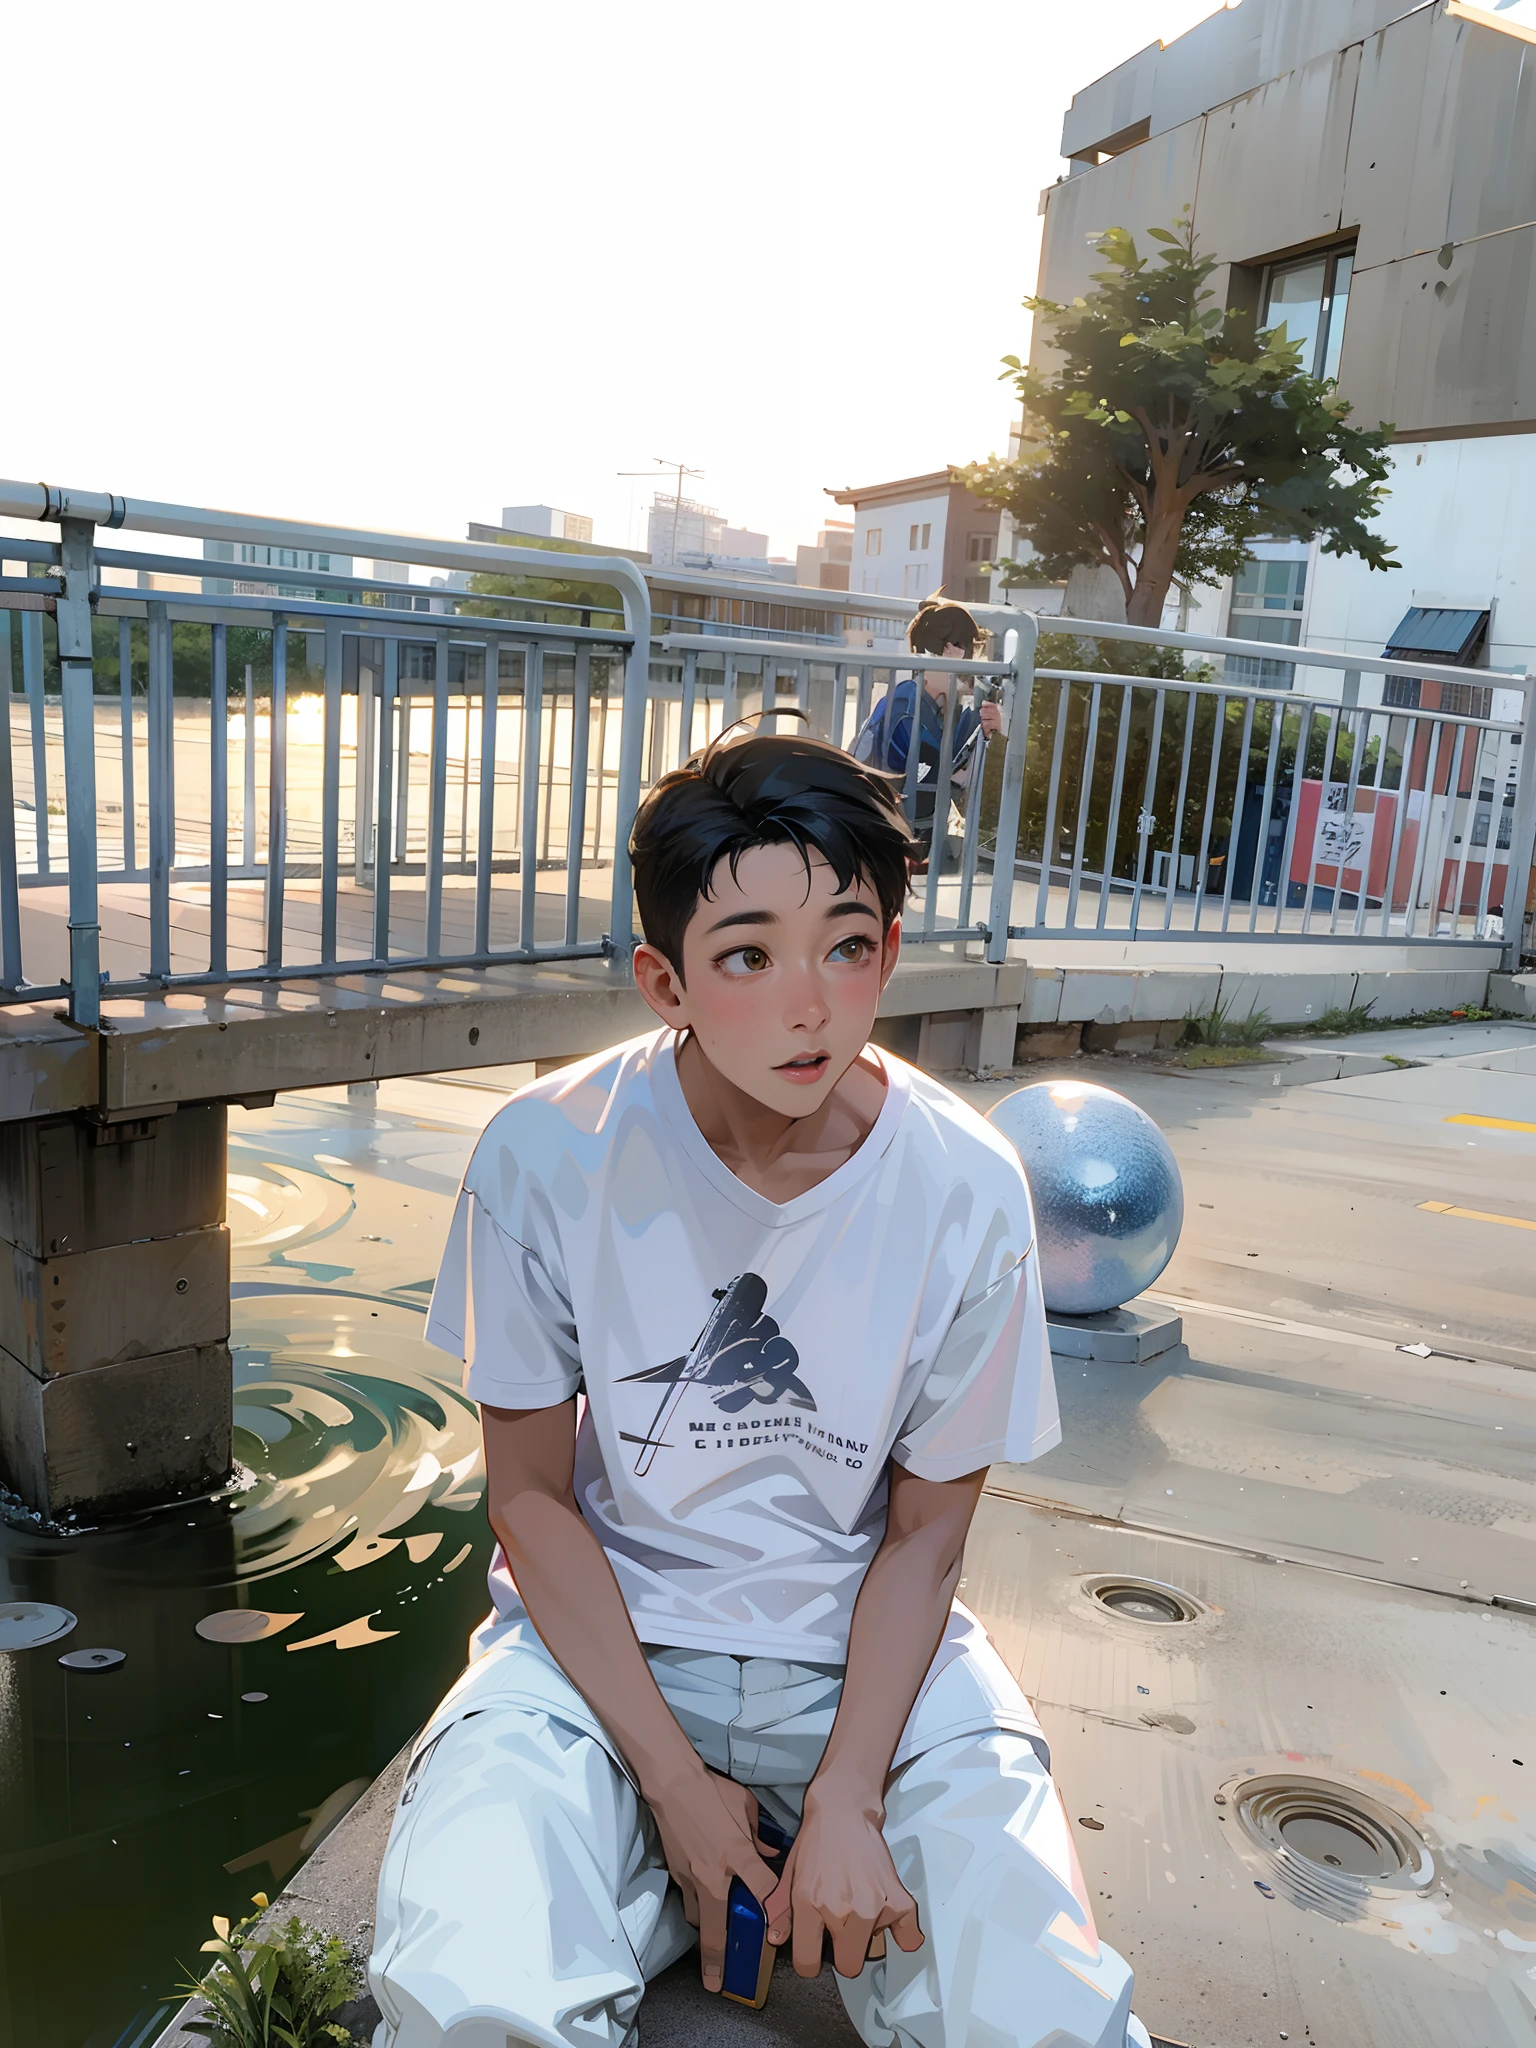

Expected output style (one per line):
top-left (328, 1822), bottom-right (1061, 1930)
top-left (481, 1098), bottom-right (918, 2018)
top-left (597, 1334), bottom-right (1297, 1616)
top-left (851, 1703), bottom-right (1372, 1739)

top-left (862, 677), bottom-right (982, 780)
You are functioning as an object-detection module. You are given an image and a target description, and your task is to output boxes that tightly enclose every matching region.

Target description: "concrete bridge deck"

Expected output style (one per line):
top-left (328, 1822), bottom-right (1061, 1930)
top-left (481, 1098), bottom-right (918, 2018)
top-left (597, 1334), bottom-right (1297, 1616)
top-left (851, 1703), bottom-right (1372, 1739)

top-left (0, 936), bottom-right (1510, 1128)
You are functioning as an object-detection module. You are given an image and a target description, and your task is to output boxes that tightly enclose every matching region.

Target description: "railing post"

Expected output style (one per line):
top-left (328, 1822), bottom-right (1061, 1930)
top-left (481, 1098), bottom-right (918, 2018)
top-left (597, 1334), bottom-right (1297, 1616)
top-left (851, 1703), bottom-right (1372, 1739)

top-left (1501, 674), bottom-right (1536, 969)
top-left (608, 581), bottom-right (655, 956)
top-left (986, 615), bottom-right (1037, 963)
top-left (56, 518), bottom-right (101, 1024)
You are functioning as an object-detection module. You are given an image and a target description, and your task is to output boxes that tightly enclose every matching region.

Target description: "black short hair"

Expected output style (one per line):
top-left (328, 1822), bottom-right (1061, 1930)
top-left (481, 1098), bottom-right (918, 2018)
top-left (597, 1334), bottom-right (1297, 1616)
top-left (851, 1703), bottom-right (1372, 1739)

top-left (630, 729), bottom-right (915, 975)
top-left (908, 596), bottom-right (984, 659)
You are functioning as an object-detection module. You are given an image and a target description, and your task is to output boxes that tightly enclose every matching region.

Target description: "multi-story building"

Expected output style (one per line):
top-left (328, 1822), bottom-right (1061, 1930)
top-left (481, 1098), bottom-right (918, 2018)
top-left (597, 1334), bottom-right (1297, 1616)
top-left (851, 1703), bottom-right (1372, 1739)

top-left (499, 505), bottom-right (594, 543)
top-left (795, 521), bottom-right (854, 591)
top-left (828, 472), bottom-right (1001, 609)
top-left (202, 540), bottom-right (354, 599)
top-left (1036, 0), bottom-right (1536, 722)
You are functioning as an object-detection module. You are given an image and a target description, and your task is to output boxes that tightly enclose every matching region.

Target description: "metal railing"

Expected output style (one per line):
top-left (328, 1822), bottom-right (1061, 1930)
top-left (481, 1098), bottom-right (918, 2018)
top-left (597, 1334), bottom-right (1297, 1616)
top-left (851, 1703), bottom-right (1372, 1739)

top-left (657, 630), bottom-right (1029, 949)
top-left (999, 614), bottom-right (1536, 963)
top-left (0, 478), bottom-right (1531, 1028)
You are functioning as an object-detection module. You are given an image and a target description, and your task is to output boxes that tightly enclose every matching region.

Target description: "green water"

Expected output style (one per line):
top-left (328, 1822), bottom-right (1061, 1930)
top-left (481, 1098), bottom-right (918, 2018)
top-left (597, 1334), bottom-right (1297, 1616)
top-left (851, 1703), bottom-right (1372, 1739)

top-left (0, 1082), bottom-right (501, 2048)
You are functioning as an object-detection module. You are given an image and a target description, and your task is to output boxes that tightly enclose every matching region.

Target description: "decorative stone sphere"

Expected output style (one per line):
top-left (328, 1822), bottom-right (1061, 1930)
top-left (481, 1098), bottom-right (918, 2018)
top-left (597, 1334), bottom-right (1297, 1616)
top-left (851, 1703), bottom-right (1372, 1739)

top-left (986, 1080), bottom-right (1183, 1315)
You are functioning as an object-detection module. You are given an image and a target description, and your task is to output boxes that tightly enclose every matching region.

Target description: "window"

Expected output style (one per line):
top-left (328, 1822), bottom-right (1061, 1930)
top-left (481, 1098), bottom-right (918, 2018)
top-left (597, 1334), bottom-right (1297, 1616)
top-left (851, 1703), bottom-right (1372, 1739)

top-left (966, 533), bottom-right (993, 563)
top-left (1261, 244), bottom-right (1354, 381)
top-left (963, 576), bottom-right (990, 602)
top-left (1227, 555), bottom-right (1307, 687)
top-left (865, 527), bottom-right (882, 556)
top-left (1383, 676), bottom-right (1492, 719)
top-left (903, 562), bottom-right (929, 597)
top-left (906, 522), bottom-right (931, 551)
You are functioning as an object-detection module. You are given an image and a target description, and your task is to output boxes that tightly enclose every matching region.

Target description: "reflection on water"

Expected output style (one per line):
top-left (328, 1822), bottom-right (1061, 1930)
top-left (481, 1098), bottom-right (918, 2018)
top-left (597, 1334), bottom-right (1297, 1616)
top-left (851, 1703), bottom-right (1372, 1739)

top-left (0, 1073), bottom-right (523, 2048)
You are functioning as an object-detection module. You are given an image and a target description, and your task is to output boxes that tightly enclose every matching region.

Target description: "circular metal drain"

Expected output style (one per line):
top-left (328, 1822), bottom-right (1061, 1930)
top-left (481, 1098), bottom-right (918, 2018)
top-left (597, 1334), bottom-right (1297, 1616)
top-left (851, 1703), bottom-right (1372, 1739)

top-left (1084, 1575), bottom-right (1203, 1624)
top-left (1224, 1774), bottom-right (1433, 1910)
top-left (0, 1602), bottom-right (77, 1651)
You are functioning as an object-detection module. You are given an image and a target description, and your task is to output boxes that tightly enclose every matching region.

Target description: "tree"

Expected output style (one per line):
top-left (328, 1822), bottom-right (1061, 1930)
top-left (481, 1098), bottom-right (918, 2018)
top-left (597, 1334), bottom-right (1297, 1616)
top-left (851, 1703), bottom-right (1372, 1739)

top-left (459, 531), bottom-right (627, 633)
top-left (956, 213), bottom-right (1398, 627)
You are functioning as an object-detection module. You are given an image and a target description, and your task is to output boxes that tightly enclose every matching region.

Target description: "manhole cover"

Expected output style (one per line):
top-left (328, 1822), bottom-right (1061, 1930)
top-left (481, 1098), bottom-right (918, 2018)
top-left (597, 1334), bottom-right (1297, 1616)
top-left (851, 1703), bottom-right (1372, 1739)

top-left (1084, 1576), bottom-right (1202, 1624)
top-left (1224, 1774), bottom-right (1432, 1907)
top-left (59, 1647), bottom-right (126, 1672)
top-left (0, 1602), bottom-right (77, 1651)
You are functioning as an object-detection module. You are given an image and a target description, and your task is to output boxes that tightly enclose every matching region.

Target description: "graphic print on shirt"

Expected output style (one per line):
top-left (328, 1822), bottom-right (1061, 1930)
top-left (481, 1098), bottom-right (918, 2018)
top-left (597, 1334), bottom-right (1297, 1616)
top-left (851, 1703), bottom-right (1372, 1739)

top-left (617, 1272), bottom-right (815, 1476)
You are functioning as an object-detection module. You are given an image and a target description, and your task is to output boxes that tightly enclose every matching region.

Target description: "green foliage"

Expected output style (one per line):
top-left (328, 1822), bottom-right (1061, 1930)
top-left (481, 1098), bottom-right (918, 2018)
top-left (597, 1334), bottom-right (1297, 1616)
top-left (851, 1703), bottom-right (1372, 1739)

top-left (176, 1898), bottom-right (359, 2048)
top-left (956, 212), bottom-right (1397, 626)
top-left (1035, 629), bottom-right (1209, 683)
top-left (461, 532), bottom-right (626, 632)
top-left (1182, 992), bottom-right (1273, 1048)
top-left (1275, 1000), bottom-right (1503, 1037)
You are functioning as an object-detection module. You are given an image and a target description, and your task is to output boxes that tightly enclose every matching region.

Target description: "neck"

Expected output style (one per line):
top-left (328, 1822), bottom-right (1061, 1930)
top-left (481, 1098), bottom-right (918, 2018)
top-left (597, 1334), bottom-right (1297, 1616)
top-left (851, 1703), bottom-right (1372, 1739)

top-left (672, 1033), bottom-right (886, 1189)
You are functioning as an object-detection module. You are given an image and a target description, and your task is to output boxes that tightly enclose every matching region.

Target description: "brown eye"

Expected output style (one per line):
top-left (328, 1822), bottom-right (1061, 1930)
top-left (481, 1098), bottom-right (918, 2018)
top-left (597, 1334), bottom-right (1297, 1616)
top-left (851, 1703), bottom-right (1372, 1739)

top-left (735, 946), bottom-right (769, 972)
top-left (833, 936), bottom-right (870, 963)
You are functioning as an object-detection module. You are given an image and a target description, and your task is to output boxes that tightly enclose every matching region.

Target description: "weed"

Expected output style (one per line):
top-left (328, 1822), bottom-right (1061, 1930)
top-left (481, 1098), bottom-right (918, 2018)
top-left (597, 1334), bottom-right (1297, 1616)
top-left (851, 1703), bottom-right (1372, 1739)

top-left (1276, 1000), bottom-right (1507, 1038)
top-left (1182, 991), bottom-right (1274, 1048)
top-left (175, 1897), bottom-right (359, 2048)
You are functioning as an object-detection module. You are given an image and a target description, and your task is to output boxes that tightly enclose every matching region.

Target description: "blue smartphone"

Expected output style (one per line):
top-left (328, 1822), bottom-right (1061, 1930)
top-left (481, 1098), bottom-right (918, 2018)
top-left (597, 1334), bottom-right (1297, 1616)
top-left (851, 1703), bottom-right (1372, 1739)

top-left (719, 1810), bottom-right (792, 2009)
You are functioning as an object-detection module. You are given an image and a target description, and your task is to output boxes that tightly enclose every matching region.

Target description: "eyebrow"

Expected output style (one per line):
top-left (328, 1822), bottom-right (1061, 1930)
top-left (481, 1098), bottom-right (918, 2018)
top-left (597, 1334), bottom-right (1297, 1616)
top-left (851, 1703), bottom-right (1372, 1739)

top-left (703, 897), bottom-right (882, 937)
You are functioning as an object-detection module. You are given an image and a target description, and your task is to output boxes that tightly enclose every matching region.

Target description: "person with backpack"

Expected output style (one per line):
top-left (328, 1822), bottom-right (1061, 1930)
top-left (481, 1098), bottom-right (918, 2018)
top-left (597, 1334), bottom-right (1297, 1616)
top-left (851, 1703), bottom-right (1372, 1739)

top-left (852, 597), bottom-right (1003, 865)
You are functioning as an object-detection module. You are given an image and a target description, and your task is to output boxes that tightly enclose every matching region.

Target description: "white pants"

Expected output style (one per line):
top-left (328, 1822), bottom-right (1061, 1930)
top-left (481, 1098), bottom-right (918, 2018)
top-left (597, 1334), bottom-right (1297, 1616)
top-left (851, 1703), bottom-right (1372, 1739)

top-left (370, 1604), bottom-right (1146, 2048)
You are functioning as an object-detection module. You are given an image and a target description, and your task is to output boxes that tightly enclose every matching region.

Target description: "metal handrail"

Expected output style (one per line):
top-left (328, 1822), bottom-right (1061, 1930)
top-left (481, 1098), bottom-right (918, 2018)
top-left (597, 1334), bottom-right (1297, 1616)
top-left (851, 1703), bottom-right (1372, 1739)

top-left (2, 479), bottom-right (1532, 1018)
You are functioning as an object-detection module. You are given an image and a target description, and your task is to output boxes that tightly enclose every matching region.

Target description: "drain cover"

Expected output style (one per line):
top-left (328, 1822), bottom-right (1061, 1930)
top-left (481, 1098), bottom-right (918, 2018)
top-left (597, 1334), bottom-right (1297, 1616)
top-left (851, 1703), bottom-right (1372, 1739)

top-left (0, 1602), bottom-right (77, 1651)
top-left (1225, 1773), bottom-right (1432, 1905)
top-left (1085, 1576), bottom-right (1202, 1624)
top-left (1279, 1810), bottom-right (1393, 1879)
top-left (59, 1647), bottom-right (126, 1672)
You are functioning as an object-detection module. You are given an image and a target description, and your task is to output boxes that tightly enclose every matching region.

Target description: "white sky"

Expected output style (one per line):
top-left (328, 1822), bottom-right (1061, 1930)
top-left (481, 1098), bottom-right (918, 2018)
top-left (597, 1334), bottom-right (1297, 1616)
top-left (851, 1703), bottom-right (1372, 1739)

top-left (1, 0), bottom-right (1229, 563)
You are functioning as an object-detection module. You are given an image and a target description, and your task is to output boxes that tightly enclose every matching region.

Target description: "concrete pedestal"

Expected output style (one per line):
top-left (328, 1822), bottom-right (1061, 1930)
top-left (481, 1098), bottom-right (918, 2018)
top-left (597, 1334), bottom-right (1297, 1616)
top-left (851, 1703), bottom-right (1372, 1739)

top-left (0, 1106), bottom-right (232, 1520)
top-left (1046, 1302), bottom-right (1183, 1364)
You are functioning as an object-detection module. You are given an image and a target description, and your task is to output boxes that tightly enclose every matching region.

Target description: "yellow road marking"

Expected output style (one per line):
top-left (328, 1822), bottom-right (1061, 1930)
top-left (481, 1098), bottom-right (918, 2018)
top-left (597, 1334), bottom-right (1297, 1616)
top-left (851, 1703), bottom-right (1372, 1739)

top-left (1445, 1113), bottom-right (1536, 1134)
top-left (1420, 1199), bottom-right (1536, 1232)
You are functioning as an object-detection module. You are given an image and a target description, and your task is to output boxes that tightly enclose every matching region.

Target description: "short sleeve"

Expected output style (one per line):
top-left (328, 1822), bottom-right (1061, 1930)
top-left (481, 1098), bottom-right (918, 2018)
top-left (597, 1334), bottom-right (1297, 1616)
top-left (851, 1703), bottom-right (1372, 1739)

top-left (426, 1188), bottom-right (583, 1410)
top-left (890, 1241), bottom-right (1061, 1482)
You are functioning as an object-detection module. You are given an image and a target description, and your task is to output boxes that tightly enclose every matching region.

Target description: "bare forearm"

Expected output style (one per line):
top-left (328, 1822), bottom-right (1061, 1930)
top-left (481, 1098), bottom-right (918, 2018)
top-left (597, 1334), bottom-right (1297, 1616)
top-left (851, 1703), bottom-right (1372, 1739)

top-left (810, 1511), bottom-right (965, 1810)
top-left (490, 1488), bottom-right (703, 1800)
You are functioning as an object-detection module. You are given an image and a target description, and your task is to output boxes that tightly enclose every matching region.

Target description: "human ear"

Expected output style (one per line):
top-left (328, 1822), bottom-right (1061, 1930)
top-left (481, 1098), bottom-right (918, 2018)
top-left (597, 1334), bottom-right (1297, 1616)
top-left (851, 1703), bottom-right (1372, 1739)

top-left (879, 919), bottom-right (902, 993)
top-left (632, 941), bottom-right (691, 1026)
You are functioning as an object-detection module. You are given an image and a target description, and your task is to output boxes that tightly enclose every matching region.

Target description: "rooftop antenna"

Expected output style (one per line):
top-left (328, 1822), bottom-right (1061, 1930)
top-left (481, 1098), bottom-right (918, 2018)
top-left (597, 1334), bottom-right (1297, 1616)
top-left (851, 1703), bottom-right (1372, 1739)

top-left (619, 458), bottom-right (704, 565)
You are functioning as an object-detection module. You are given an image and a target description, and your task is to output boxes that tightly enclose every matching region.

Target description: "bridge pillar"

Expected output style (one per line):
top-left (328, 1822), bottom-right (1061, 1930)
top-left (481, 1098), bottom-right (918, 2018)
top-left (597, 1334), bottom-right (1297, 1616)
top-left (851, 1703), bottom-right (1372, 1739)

top-left (0, 1105), bottom-right (232, 1523)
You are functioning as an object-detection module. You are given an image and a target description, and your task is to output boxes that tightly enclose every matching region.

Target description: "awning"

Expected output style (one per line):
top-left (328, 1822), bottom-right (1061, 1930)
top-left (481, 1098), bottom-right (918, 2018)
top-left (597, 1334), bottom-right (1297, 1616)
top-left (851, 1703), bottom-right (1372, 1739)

top-left (1382, 606), bottom-right (1489, 665)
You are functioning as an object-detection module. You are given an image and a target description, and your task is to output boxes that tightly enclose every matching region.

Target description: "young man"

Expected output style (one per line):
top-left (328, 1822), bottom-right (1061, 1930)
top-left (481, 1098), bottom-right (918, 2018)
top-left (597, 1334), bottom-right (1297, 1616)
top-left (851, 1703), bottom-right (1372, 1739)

top-left (853, 596), bottom-right (1002, 862)
top-left (370, 732), bottom-right (1149, 2048)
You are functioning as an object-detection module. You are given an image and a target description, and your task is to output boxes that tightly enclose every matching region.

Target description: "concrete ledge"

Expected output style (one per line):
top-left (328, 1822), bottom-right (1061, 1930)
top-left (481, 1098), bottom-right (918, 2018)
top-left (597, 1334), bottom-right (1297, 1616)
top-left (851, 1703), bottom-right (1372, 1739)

top-left (0, 948), bottom-right (1503, 1123)
top-left (152, 1738), bottom-right (864, 2048)
top-left (1490, 970), bottom-right (1536, 1016)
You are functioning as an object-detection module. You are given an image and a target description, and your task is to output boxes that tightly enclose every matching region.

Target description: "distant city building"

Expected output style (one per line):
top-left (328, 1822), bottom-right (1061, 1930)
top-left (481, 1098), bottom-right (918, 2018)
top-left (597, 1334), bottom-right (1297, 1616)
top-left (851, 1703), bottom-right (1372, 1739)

top-left (202, 540), bottom-right (353, 600)
top-left (827, 473), bottom-right (1000, 606)
top-left (500, 504), bottom-right (594, 543)
top-left (795, 521), bottom-right (854, 591)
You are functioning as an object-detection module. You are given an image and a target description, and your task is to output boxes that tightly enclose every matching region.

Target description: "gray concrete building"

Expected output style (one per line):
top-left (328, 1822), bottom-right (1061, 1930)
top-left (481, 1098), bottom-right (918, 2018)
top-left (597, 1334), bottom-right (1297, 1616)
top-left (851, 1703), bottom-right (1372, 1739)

top-left (1034, 0), bottom-right (1536, 714)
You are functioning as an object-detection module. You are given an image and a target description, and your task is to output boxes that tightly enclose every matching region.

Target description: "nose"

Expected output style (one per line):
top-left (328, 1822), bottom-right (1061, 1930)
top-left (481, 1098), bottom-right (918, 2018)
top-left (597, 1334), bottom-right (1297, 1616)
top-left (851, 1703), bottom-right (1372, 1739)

top-left (782, 961), bottom-right (830, 1034)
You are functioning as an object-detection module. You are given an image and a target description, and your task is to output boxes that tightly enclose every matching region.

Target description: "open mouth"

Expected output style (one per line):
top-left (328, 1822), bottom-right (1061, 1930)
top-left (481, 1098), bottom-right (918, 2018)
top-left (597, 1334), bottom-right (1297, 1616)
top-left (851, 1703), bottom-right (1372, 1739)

top-left (776, 1053), bottom-right (830, 1084)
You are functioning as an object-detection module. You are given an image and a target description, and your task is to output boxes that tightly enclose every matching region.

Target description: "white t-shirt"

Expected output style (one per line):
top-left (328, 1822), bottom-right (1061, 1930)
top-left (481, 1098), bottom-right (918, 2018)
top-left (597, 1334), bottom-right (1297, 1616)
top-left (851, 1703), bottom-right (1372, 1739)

top-left (426, 1028), bottom-right (1059, 1663)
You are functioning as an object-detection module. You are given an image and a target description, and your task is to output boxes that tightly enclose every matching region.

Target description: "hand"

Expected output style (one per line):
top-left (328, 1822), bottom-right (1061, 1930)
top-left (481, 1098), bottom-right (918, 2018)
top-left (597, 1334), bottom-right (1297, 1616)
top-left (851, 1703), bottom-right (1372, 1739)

top-left (764, 1783), bottom-right (923, 1980)
top-left (646, 1767), bottom-right (780, 1994)
top-left (979, 700), bottom-right (1003, 738)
